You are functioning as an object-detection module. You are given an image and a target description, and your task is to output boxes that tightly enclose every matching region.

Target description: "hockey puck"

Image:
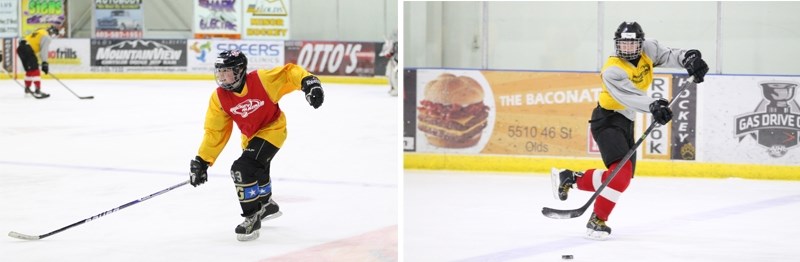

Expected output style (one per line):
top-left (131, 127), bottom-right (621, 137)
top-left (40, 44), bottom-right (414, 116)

top-left (562, 255), bottom-right (573, 260)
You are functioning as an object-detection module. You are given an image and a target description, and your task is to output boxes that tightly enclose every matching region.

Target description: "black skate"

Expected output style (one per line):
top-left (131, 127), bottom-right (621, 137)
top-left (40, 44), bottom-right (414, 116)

top-left (235, 209), bottom-right (264, 241)
top-left (551, 168), bottom-right (581, 201)
top-left (32, 89), bottom-right (50, 99)
top-left (259, 198), bottom-right (283, 221)
top-left (24, 87), bottom-right (32, 96)
top-left (585, 212), bottom-right (612, 240)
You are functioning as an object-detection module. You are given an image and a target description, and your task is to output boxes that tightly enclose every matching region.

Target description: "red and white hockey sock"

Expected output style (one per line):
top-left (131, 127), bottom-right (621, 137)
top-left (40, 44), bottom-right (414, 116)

top-left (25, 70), bottom-right (41, 90)
top-left (574, 160), bottom-right (633, 221)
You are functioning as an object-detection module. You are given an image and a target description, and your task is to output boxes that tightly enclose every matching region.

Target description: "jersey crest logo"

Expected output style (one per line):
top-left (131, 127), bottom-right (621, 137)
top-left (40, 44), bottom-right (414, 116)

top-left (230, 99), bottom-right (265, 118)
top-left (631, 64), bottom-right (651, 84)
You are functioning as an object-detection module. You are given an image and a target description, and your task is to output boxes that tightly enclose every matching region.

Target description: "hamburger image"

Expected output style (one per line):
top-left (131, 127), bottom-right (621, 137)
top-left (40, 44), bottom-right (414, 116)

top-left (417, 73), bottom-right (490, 148)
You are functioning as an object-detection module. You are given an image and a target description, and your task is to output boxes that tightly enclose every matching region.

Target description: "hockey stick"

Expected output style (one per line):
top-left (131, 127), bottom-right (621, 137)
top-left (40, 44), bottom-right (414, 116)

top-left (0, 67), bottom-right (49, 99)
top-left (49, 73), bottom-right (95, 99)
top-left (8, 180), bottom-right (190, 240)
top-left (1, 67), bottom-right (26, 88)
top-left (542, 76), bottom-right (695, 219)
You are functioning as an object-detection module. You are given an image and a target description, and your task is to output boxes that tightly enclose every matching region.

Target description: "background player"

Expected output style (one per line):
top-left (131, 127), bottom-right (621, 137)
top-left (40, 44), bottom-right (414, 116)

top-left (17, 24), bottom-right (61, 98)
top-left (188, 50), bottom-right (324, 241)
top-left (380, 32), bottom-right (398, 96)
top-left (552, 21), bottom-right (708, 240)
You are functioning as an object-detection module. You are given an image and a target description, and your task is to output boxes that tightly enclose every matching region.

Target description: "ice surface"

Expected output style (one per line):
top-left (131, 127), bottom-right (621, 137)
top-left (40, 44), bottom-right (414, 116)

top-left (405, 170), bottom-right (800, 262)
top-left (0, 79), bottom-right (398, 261)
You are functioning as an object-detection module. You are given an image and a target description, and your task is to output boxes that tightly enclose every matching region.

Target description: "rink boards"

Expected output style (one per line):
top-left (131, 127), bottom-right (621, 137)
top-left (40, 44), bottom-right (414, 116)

top-left (404, 69), bottom-right (800, 180)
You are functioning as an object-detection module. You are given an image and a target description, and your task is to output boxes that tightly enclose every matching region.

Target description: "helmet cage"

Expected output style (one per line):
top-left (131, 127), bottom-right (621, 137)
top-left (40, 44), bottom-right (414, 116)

top-left (615, 38), bottom-right (643, 60)
top-left (47, 26), bottom-right (59, 37)
top-left (214, 65), bottom-right (245, 91)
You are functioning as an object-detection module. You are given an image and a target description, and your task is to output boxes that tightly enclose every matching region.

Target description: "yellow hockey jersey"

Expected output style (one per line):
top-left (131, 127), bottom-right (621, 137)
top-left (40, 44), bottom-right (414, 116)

top-left (197, 63), bottom-right (313, 165)
top-left (23, 28), bottom-right (51, 61)
top-left (598, 53), bottom-right (654, 111)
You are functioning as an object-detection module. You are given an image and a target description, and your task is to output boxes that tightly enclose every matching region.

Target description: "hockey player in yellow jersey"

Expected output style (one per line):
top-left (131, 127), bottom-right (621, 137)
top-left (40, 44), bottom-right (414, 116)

top-left (551, 21), bottom-right (708, 240)
top-left (188, 50), bottom-right (324, 241)
top-left (17, 25), bottom-right (61, 98)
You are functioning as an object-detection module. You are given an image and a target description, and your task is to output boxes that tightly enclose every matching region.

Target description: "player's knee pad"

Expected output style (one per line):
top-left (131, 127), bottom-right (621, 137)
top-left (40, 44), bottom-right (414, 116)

top-left (231, 156), bottom-right (272, 216)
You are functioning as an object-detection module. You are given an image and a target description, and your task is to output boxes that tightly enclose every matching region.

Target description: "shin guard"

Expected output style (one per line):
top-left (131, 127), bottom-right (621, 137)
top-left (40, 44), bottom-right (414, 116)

top-left (230, 156), bottom-right (268, 217)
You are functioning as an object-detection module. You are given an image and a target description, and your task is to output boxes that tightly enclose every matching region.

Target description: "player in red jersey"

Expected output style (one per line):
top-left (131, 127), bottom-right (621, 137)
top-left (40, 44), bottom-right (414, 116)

top-left (188, 50), bottom-right (324, 241)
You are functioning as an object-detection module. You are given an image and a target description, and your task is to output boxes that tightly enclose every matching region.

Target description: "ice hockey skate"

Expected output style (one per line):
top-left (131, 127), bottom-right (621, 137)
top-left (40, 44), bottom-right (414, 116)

top-left (235, 208), bottom-right (264, 241)
top-left (259, 198), bottom-right (282, 221)
top-left (551, 168), bottom-right (581, 201)
top-left (585, 212), bottom-right (612, 240)
top-left (32, 88), bottom-right (50, 99)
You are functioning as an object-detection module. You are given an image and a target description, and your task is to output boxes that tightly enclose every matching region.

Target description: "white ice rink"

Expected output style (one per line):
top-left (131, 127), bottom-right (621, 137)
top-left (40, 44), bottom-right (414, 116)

top-left (0, 79), bottom-right (398, 261)
top-left (405, 170), bottom-right (800, 262)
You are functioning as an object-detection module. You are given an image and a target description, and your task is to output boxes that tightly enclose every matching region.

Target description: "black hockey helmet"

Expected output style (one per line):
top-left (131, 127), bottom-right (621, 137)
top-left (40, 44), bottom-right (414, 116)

top-left (214, 50), bottom-right (248, 91)
top-left (614, 21), bottom-right (645, 60)
top-left (47, 25), bottom-right (59, 37)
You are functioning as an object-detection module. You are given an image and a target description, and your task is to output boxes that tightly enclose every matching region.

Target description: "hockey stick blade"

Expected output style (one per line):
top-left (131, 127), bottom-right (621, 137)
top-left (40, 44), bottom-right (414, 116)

top-left (49, 73), bottom-right (94, 100)
top-left (8, 180), bottom-right (189, 240)
top-left (542, 205), bottom-right (590, 219)
top-left (8, 231), bottom-right (41, 240)
top-left (541, 76), bottom-right (695, 219)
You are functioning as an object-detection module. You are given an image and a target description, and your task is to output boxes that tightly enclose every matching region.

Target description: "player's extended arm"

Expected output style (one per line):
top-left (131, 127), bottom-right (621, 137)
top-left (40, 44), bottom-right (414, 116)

top-left (196, 92), bottom-right (234, 166)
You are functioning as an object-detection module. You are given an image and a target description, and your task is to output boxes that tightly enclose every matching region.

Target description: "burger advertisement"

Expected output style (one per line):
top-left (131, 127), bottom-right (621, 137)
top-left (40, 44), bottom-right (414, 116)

top-left (416, 71), bottom-right (493, 152)
top-left (413, 69), bottom-right (602, 157)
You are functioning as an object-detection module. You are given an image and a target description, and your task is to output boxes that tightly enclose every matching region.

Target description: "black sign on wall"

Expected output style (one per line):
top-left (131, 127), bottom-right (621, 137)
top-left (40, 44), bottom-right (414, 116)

top-left (671, 75), bottom-right (698, 160)
top-left (404, 69), bottom-right (417, 152)
top-left (90, 39), bottom-right (187, 67)
top-left (2, 38), bottom-right (13, 72)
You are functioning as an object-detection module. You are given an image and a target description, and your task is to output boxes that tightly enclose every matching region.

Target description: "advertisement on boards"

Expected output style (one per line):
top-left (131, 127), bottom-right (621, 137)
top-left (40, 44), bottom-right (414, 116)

top-left (284, 41), bottom-right (376, 77)
top-left (90, 39), bottom-right (187, 73)
top-left (21, 0), bottom-right (65, 37)
top-left (697, 75), bottom-right (800, 164)
top-left (43, 38), bottom-right (91, 72)
top-left (93, 0), bottom-right (144, 39)
top-left (404, 69), bottom-right (417, 152)
top-left (0, 0), bottom-right (19, 38)
top-left (242, 0), bottom-right (289, 40)
top-left (193, 0), bottom-right (242, 39)
top-left (412, 69), bottom-right (601, 157)
top-left (186, 39), bottom-right (284, 73)
top-left (669, 75), bottom-right (698, 161)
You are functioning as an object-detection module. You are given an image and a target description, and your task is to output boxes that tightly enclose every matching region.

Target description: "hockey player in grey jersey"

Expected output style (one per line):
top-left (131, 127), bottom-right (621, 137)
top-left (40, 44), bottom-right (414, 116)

top-left (551, 21), bottom-right (708, 240)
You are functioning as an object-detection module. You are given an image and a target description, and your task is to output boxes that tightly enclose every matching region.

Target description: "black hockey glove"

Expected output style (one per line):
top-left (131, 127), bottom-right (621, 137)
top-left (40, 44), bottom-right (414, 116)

top-left (649, 98), bottom-right (673, 125)
top-left (681, 50), bottom-right (708, 83)
top-left (189, 156), bottom-right (209, 187)
top-left (41, 62), bottom-right (49, 74)
top-left (301, 75), bottom-right (324, 109)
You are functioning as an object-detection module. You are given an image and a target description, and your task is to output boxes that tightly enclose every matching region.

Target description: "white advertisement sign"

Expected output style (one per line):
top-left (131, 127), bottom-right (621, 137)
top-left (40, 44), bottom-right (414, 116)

top-left (193, 0), bottom-right (242, 36)
top-left (15, 38), bottom-right (91, 73)
top-left (48, 38), bottom-right (91, 72)
top-left (93, 0), bottom-right (145, 39)
top-left (0, 0), bottom-right (19, 38)
top-left (242, 0), bottom-right (289, 40)
top-left (187, 39), bottom-right (284, 74)
top-left (698, 75), bottom-right (800, 165)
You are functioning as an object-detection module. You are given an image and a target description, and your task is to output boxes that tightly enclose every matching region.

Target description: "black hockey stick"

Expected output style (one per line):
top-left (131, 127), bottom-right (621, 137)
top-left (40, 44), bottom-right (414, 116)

top-left (0, 67), bottom-right (49, 99)
top-left (542, 76), bottom-right (695, 219)
top-left (49, 73), bottom-right (95, 99)
top-left (8, 180), bottom-right (190, 240)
